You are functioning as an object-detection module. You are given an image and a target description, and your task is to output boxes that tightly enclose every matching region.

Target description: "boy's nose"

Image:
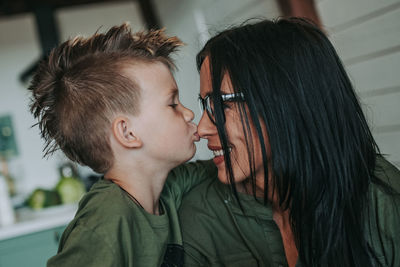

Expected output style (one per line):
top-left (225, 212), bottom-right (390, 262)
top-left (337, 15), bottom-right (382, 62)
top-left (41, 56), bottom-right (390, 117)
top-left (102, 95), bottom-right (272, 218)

top-left (182, 106), bottom-right (194, 122)
top-left (197, 111), bottom-right (216, 138)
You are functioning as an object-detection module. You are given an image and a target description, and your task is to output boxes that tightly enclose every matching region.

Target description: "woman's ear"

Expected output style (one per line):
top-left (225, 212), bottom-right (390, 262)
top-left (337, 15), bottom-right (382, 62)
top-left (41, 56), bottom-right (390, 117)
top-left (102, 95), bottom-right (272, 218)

top-left (112, 116), bottom-right (142, 148)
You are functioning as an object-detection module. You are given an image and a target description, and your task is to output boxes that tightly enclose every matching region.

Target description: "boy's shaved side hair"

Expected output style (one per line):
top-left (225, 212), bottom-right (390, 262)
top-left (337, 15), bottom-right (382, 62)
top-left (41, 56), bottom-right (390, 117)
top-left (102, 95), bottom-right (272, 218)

top-left (29, 23), bottom-right (183, 173)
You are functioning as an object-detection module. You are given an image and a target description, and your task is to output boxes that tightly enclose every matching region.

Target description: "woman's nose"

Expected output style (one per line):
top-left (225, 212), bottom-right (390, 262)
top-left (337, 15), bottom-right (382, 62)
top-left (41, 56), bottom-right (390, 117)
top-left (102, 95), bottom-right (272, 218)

top-left (198, 111), bottom-right (216, 138)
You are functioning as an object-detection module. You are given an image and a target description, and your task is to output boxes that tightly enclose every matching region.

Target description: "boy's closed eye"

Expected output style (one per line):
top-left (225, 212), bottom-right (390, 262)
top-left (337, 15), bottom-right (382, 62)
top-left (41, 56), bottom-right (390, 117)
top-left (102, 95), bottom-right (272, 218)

top-left (169, 103), bottom-right (178, 108)
top-left (168, 88), bottom-right (179, 109)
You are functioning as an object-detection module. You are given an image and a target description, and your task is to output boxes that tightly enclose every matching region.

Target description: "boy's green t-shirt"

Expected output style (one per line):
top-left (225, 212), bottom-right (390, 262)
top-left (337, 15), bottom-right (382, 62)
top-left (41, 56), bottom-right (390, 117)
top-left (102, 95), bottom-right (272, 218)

top-left (47, 160), bottom-right (216, 267)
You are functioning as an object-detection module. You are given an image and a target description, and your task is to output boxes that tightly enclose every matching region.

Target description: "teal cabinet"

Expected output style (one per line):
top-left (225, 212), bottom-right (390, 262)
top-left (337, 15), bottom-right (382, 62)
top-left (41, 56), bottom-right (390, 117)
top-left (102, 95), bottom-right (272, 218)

top-left (0, 225), bottom-right (65, 267)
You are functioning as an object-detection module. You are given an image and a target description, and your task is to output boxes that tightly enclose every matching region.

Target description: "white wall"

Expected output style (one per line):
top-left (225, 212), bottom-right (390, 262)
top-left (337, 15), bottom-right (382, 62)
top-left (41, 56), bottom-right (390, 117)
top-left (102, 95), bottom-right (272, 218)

top-left (0, 1), bottom-right (144, 196)
top-left (0, 14), bottom-right (58, 196)
top-left (317, 0), bottom-right (400, 167)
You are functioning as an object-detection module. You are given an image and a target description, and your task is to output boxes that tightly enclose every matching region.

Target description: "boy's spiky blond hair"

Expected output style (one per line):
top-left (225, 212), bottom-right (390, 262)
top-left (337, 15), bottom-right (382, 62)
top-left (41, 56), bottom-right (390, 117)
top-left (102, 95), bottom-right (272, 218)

top-left (29, 23), bottom-right (183, 173)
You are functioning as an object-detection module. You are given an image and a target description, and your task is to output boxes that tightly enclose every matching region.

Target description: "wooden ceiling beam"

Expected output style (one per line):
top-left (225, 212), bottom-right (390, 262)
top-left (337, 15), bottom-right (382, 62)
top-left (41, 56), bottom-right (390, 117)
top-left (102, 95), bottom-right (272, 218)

top-left (0, 0), bottom-right (131, 17)
top-left (137, 0), bottom-right (161, 30)
top-left (277, 0), bottom-right (321, 28)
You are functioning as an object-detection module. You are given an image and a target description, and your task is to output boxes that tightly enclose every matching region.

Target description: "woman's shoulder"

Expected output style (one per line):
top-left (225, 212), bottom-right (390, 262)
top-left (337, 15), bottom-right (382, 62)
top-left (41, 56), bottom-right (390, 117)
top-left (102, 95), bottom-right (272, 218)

top-left (374, 156), bottom-right (400, 193)
top-left (370, 156), bottom-right (400, 209)
top-left (368, 156), bottom-right (400, 229)
top-left (366, 157), bottom-right (400, 266)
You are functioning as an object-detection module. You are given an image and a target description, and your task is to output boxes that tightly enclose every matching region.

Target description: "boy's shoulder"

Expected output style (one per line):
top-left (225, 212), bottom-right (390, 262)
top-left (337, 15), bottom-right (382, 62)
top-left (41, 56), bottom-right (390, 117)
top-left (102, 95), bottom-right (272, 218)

top-left (50, 179), bottom-right (147, 266)
top-left (72, 179), bottom-right (137, 226)
top-left (57, 179), bottom-right (142, 248)
top-left (81, 179), bottom-right (128, 207)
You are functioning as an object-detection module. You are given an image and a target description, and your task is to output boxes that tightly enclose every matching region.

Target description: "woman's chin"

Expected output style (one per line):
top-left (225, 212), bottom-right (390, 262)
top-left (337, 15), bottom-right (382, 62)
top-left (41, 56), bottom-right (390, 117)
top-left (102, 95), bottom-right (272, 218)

top-left (216, 168), bottom-right (250, 189)
top-left (217, 170), bottom-right (235, 185)
top-left (217, 175), bottom-right (231, 184)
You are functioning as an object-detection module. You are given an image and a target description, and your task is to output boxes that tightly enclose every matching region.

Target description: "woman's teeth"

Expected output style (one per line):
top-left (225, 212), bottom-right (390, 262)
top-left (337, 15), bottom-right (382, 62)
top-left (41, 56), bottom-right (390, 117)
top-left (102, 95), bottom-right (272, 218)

top-left (212, 148), bottom-right (231, 157)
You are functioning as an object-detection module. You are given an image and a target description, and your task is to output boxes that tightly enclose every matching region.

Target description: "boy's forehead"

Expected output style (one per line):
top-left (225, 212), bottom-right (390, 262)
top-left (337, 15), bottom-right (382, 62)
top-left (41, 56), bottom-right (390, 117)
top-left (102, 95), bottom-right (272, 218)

top-left (122, 61), bottom-right (177, 96)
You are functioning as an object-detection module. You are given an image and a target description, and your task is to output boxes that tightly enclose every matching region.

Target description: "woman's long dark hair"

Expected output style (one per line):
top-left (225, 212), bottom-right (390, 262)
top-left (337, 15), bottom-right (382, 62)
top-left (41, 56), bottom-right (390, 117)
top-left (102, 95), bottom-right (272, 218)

top-left (197, 18), bottom-right (382, 266)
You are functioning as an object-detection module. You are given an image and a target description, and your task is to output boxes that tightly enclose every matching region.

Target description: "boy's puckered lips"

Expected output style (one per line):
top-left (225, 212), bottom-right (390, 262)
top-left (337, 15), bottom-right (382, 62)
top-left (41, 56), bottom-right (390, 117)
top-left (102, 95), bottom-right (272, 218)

top-left (194, 132), bottom-right (200, 142)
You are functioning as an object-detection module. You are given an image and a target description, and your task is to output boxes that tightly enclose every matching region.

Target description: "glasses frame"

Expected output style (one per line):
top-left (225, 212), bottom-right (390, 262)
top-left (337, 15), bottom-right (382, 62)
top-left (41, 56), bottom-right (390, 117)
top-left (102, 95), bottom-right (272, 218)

top-left (198, 92), bottom-right (245, 124)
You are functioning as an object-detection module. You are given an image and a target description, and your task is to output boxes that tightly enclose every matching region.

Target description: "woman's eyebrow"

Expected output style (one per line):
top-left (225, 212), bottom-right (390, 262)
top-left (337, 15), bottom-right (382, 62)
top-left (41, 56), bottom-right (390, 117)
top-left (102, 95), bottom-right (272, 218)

top-left (199, 92), bottom-right (211, 98)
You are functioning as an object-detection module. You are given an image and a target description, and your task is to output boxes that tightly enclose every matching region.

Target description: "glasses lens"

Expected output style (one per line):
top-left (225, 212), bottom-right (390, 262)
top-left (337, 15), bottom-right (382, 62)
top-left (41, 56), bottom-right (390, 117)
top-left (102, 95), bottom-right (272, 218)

top-left (199, 93), bottom-right (243, 125)
top-left (198, 98), bottom-right (205, 114)
top-left (199, 95), bottom-right (216, 124)
top-left (205, 96), bottom-right (216, 123)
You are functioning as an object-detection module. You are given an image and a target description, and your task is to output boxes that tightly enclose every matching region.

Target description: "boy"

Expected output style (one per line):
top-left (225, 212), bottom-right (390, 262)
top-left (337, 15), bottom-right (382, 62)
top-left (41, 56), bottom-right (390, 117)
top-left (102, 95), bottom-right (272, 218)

top-left (29, 24), bottom-right (215, 267)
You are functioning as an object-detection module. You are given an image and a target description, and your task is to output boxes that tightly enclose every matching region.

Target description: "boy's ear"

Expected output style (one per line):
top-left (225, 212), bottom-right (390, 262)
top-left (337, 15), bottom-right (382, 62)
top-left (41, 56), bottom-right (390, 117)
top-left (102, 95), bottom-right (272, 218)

top-left (112, 116), bottom-right (142, 148)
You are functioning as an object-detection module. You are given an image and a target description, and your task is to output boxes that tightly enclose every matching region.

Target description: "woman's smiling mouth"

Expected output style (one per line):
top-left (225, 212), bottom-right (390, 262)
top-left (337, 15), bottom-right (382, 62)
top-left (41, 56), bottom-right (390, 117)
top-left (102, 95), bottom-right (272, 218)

top-left (208, 145), bottom-right (232, 165)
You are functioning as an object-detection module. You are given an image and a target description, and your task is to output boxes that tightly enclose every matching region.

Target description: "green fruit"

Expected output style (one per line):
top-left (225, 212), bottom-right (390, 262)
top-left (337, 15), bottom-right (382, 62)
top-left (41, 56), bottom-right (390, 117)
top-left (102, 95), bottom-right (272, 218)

top-left (55, 177), bottom-right (86, 204)
top-left (27, 189), bottom-right (61, 210)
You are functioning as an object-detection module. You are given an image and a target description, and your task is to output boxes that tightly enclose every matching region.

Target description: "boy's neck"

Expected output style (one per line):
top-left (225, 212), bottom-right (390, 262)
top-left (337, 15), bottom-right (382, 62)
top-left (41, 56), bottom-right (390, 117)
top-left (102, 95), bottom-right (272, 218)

top-left (104, 159), bottom-right (172, 215)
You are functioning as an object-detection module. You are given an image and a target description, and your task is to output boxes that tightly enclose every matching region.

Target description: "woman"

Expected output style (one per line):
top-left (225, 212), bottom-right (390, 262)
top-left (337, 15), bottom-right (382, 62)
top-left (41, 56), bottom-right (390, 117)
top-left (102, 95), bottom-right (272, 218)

top-left (179, 18), bottom-right (400, 267)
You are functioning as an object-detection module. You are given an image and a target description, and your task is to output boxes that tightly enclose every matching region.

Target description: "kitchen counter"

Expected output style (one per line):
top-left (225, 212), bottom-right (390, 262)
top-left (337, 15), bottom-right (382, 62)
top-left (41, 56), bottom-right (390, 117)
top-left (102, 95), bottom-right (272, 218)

top-left (0, 204), bottom-right (77, 241)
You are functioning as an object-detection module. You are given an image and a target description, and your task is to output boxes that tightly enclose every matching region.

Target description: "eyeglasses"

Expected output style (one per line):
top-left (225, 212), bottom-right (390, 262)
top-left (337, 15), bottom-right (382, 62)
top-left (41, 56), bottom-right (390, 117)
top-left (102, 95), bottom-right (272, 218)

top-left (198, 92), bottom-right (245, 124)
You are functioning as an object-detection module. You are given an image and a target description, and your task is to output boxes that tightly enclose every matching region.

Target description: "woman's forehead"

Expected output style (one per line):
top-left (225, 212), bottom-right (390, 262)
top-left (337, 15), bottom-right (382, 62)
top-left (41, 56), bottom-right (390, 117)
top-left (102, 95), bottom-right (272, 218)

top-left (200, 58), bottom-right (234, 95)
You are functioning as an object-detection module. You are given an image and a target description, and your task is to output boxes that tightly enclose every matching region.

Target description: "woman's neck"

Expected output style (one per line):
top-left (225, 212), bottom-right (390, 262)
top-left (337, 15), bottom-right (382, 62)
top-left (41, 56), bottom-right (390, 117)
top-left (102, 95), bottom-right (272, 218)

top-left (273, 209), bottom-right (298, 267)
top-left (240, 172), bottom-right (298, 267)
top-left (240, 179), bottom-right (265, 198)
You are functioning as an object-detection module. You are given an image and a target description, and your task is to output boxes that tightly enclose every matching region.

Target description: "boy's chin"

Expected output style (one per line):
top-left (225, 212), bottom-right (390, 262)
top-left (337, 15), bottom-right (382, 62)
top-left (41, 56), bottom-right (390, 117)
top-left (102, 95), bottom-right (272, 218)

top-left (179, 146), bottom-right (197, 164)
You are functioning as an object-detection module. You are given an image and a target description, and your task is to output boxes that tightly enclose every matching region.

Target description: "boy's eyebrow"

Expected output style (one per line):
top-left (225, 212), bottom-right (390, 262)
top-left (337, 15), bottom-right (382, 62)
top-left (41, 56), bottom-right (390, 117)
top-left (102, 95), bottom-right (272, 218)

top-left (167, 88), bottom-right (179, 96)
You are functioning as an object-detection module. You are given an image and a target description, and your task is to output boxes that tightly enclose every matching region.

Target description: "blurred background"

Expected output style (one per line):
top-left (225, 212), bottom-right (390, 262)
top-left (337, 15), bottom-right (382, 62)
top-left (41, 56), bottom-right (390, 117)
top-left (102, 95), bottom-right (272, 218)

top-left (0, 0), bottom-right (399, 265)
